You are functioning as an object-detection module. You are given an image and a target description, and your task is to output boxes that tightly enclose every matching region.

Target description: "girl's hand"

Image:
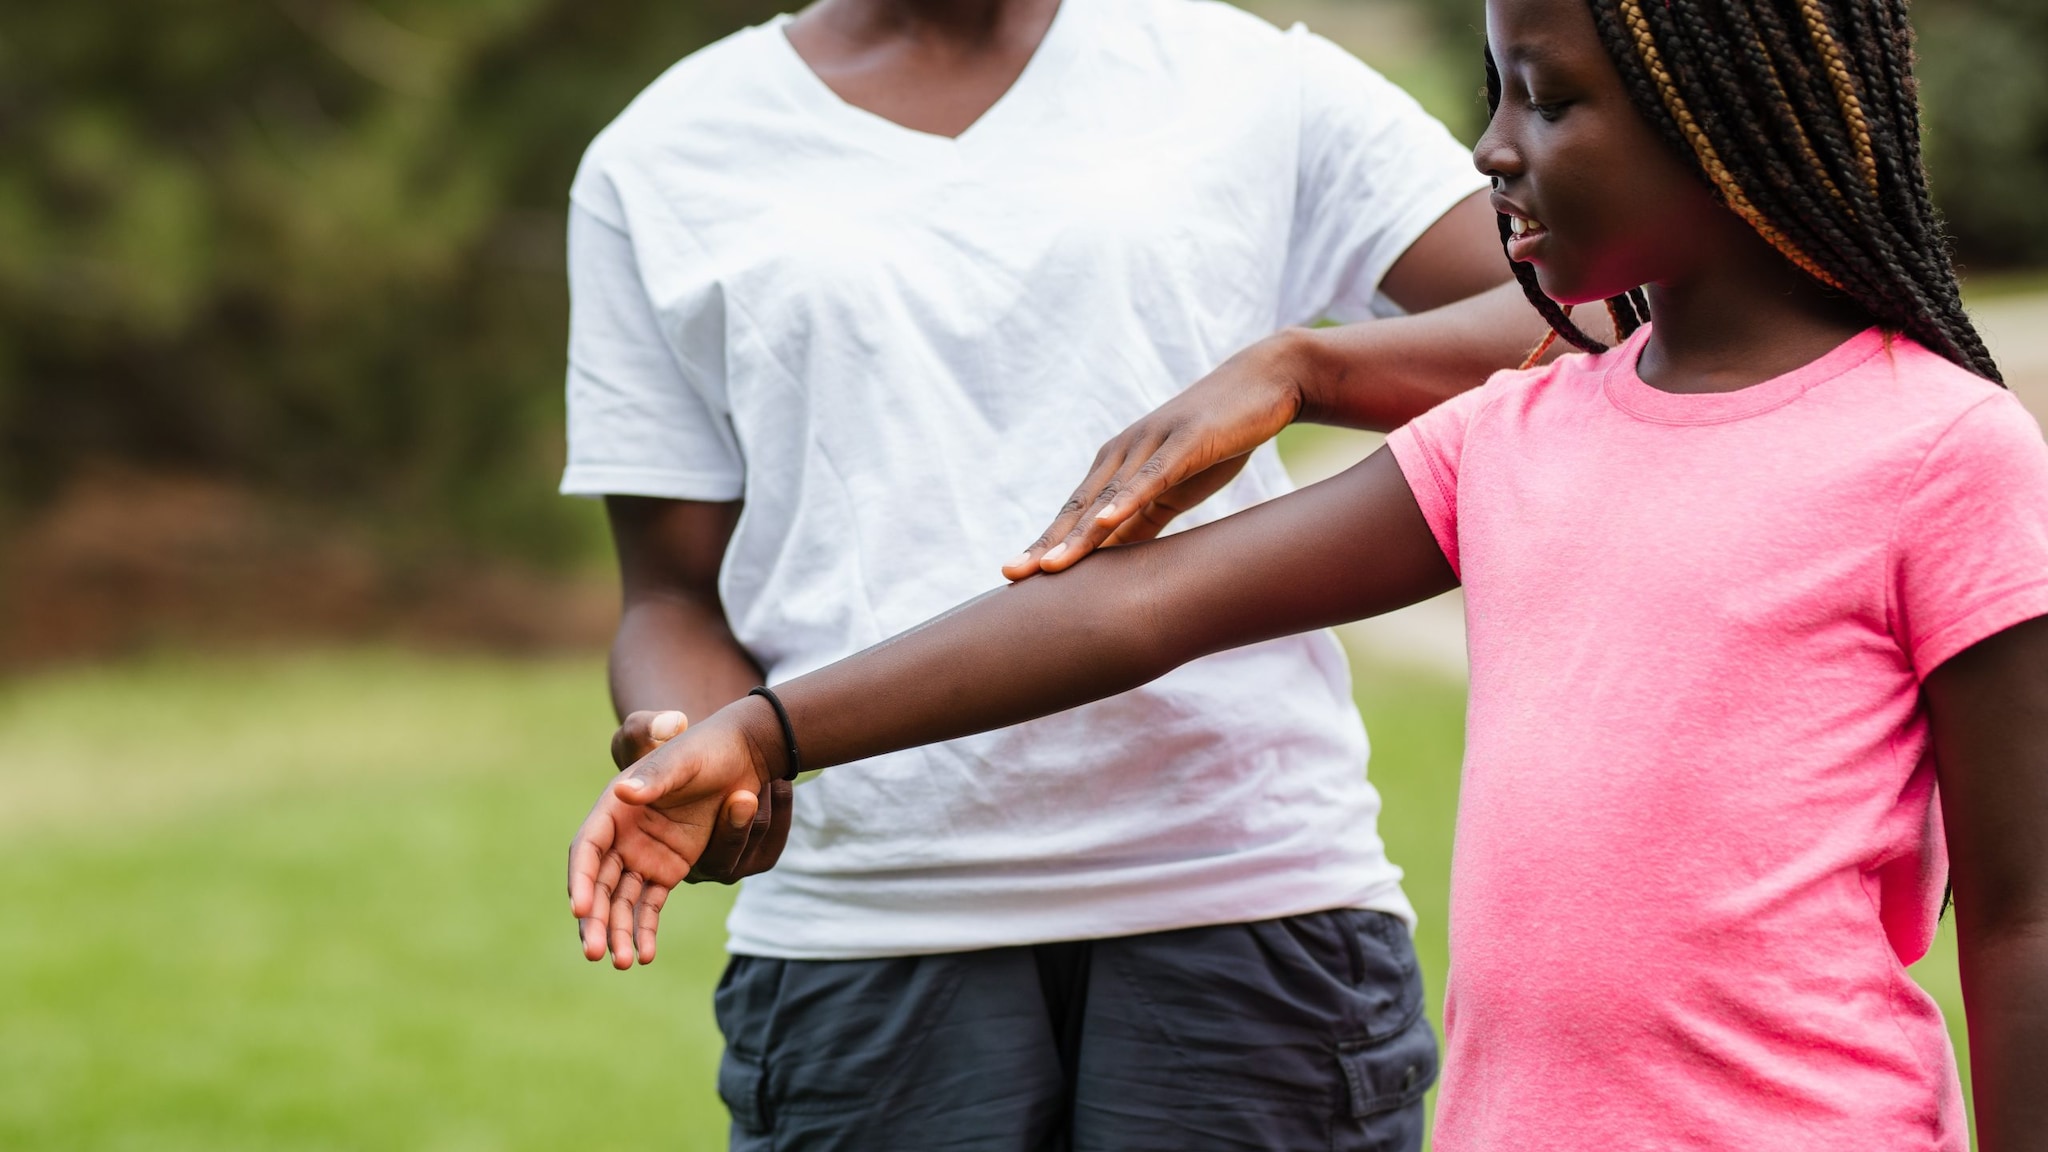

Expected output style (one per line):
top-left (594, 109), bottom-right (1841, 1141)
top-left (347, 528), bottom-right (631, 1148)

top-left (610, 709), bottom-right (793, 886)
top-left (566, 700), bottom-right (782, 968)
top-left (1001, 329), bottom-right (1314, 580)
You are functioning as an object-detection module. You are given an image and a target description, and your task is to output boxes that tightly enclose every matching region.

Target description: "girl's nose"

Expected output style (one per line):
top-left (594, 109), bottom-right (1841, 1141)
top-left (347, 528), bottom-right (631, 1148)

top-left (1473, 122), bottom-right (1522, 183)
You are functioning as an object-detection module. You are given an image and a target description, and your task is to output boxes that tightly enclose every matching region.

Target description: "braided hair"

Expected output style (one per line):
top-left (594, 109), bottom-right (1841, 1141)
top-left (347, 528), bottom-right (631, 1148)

top-left (1486, 0), bottom-right (2003, 384)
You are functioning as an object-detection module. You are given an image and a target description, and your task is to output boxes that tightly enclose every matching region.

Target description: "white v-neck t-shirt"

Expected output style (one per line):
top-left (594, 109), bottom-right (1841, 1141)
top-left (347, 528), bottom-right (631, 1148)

top-left (562, 0), bottom-right (1485, 959)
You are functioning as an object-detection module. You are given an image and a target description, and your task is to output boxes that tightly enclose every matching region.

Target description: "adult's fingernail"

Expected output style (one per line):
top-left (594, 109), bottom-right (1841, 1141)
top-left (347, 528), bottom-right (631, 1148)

top-left (1042, 543), bottom-right (1070, 565)
top-left (651, 711), bottom-right (685, 740)
top-left (1004, 552), bottom-right (1032, 570)
top-left (1095, 504), bottom-right (1120, 523)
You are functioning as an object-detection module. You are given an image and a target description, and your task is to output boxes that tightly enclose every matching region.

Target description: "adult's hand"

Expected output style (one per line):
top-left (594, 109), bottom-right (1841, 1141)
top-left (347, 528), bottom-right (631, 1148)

top-left (1002, 191), bottom-right (1549, 581)
top-left (1001, 331), bottom-right (1308, 580)
top-left (611, 708), bottom-right (793, 886)
top-left (571, 700), bottom-right (784, 968)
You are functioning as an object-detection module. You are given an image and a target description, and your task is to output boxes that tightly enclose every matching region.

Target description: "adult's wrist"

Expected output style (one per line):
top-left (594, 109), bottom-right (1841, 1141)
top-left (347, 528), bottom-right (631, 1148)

top-left (1263, 325), bottom-right (1339, 427)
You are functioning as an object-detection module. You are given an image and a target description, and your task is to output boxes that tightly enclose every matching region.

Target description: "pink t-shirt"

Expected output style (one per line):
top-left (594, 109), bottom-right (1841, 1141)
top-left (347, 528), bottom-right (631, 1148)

top-left (1388, 326), bottom-right (2048, 1151)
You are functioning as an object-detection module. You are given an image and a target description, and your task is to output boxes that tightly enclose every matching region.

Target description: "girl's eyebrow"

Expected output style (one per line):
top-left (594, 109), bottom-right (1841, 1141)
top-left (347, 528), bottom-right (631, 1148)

top-left (1495, 39), bottom-right (1564, 67)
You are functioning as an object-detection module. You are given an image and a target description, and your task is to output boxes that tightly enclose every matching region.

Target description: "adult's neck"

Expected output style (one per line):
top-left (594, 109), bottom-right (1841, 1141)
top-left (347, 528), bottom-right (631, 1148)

top-left (1636, 228), bottom-right (1874, 395)
top-left (798, 0), bottom-right (1042, 47)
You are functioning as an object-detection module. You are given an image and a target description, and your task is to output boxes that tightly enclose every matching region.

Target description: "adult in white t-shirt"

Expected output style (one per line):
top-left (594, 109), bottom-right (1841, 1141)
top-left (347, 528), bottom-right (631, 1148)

top-left (563, 0), bottom-right (1557, 1145)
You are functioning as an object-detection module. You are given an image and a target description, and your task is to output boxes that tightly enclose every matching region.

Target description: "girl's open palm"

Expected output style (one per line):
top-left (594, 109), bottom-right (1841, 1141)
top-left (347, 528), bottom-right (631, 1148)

top-left (566, 708), bottom-right (777, 968)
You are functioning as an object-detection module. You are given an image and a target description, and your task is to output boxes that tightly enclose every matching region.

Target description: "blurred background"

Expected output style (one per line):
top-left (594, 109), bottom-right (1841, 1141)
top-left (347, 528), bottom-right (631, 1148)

top-left (3, 0), bottom-right (2042, 1147)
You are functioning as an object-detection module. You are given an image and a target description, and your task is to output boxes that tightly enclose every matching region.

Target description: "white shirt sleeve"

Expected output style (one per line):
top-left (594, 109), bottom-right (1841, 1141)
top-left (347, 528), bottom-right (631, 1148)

top-left (1278, 27), bottom-right (1490, 327)
top-left (559, 199), bottom-right (744, 502)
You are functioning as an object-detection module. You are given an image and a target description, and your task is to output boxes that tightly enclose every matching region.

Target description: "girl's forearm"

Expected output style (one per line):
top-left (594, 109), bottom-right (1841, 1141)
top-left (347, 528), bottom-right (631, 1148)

top-left (1960, 918), bottom-right (2048, 1152)
top-left (770, 448), bottom-right (1457, 772)
top-left (1924, 615), bottom-right (2048, 1151)
top-left (776, 539), bottom-right (1182, 770)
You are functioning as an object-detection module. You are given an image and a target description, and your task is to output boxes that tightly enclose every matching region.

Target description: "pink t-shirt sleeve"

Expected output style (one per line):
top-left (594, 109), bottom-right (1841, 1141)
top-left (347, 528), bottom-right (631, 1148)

top-left (1892, 391), bottom-right (2048, 678)
top-left (1387, 375), bottom-right (1505, 578)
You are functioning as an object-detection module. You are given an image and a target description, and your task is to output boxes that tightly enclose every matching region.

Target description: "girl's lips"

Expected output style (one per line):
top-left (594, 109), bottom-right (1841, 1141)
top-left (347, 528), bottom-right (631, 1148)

top-left (1506, 216), bottom-right (1548, 262)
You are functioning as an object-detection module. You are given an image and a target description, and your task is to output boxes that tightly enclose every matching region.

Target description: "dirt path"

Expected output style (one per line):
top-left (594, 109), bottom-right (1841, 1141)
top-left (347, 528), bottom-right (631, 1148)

top-left (1975, 293), bottom-right (2048, 420)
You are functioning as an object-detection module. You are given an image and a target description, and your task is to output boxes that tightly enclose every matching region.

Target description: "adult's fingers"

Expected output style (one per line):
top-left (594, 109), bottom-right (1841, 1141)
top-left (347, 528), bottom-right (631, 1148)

top-left (731, 778), bottom-right (795, 877)
top-left (611, 709), bottom-right (687, 770)
top-left (1003, 429), bottom-right (1172, 580)
top-left (633, 883), bottom-right (670, 965)
top-left (609, 870), bottom-right (645, 969)
top-left (1097, 455), bottom-right (1252, 548)
top-left (683, 790), bottom-right (760, 883)
top-left (1033, 433), bottom-right (1205, 574)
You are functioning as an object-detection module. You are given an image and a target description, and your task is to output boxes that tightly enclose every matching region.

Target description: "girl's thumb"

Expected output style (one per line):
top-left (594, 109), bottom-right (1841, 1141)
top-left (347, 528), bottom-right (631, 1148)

top-left (614, 760), bottom-right (679, 804)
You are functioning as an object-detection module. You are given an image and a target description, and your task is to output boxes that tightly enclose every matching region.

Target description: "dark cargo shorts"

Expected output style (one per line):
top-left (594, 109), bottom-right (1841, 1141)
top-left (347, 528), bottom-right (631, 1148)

top-left (713, 908), bottom-right (1437, 1152)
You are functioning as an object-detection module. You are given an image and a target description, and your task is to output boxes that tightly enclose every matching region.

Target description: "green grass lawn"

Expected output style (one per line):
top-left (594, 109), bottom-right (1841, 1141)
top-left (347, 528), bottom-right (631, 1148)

top-left (0, 650), bottom-right (1972, 1149)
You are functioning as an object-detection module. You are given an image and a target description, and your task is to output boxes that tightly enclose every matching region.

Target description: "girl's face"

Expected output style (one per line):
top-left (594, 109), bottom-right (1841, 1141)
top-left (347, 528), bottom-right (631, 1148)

top-left (1474, 0), bottom-right (1747, 305)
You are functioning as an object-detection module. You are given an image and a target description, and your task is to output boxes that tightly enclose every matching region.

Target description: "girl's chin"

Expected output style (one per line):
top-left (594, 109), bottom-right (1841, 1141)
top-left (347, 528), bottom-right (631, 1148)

top-left (1531, 270), bottom-right (1624, 311)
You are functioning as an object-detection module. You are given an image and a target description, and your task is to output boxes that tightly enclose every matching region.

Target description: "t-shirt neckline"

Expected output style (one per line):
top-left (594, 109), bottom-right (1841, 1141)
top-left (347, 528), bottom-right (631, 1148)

top-left (1601, 323), bottom-right (1887, 425)
top-left (764, 2), bottom-right (1081, 158)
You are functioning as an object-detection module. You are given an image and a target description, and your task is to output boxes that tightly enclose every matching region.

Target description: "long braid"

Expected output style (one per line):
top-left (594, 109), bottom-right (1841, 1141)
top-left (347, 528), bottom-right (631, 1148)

top-left (1576, 0), bottom-right (2001, 383)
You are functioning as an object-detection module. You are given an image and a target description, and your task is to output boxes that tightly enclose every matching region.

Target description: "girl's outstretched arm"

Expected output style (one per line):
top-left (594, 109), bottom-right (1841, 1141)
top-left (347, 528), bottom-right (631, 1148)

top-left (1924, 614), bottom-right (2048, 1152)
top-left (761, 447), bottom-right (1453, 772)
top-left (568, 448), bottom-right (1454, 964)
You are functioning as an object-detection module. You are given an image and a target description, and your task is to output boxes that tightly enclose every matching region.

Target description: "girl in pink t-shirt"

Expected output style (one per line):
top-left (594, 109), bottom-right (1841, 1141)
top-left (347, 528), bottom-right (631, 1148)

top-left (567, 0), bottom-right (2048, 1146)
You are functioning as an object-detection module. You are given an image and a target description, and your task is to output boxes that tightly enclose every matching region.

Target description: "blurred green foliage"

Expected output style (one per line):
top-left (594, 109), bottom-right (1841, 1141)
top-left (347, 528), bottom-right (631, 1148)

top-left (1918, 0), bottom-right (2048, 270)
top-left (1, 0), bottom-right (2041, 575)
top-left (0, 0), bottom-right (776, 566)
top-left (1401, 0), bottom-right (2048, 271)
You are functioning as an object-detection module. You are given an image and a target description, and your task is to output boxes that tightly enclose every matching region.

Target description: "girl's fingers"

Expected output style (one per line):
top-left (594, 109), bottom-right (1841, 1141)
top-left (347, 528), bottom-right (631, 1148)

top-left (595, 851), bottom-right (624, 899)
top-left (566, 812), bottom-right (615, 917)
top-left (583, 852), bottom-right (622, 961)
top-left (634, 883), bottom-right (670, 965)
top-left (610, 870), bottom-right (644, 969)
top-left (580, 913), bottom-right (609, 961)
top-left (613, 738), bottom-right (705, 806)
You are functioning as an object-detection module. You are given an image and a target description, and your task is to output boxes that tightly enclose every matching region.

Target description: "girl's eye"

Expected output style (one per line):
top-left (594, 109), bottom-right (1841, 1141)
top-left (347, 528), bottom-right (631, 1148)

top-left (1531, 100), bottom-right (1569, 121)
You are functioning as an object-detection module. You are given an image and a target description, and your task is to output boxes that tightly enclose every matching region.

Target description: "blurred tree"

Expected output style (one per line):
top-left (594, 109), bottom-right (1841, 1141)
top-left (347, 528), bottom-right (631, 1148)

top-left (0, 0), bottom-right (779, 567)
top-left (1917, 0), bottom-right (2048, 271)
top-left (1398, 0), bottom-right (2048, 271)
top-left (2, 0), bottom-right (2041, 579)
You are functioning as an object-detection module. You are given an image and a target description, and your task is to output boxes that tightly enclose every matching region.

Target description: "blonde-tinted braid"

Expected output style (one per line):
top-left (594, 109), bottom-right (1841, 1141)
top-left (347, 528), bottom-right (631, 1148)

top-left (1614, 0), bottom-right (1847, 289)
top-left (1794, 0), bottom-right (1882, 193)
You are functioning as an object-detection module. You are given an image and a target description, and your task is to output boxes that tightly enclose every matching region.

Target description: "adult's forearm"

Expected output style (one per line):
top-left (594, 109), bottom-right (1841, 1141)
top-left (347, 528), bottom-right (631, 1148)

top-left (1961, 916), bottom-right (2048, 1151)
top-left (609, 593), bottom-right (763, 722)
top-left (1290, 281), bottom-right (1583, 431)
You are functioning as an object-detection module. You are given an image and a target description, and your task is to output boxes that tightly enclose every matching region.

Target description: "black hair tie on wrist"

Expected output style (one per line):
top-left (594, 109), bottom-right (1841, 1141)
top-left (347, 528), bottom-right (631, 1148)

top-left (747, 686), bottom-right (804, 782)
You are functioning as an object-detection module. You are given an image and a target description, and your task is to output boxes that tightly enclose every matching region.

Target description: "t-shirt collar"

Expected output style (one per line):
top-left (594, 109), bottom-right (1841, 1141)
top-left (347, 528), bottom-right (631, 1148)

top-left (1601, 323), bottom-right (1888, 425)
top-left (761, 0), bottom-right (1085, 161)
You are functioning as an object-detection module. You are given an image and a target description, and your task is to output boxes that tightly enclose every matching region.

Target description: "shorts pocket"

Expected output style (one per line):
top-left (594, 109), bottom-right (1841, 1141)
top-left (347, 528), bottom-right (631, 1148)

top-left (1337, 1011), bottom-right (1439, 1119)
top-left (718, 1047), bottom-right (769, 1135)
